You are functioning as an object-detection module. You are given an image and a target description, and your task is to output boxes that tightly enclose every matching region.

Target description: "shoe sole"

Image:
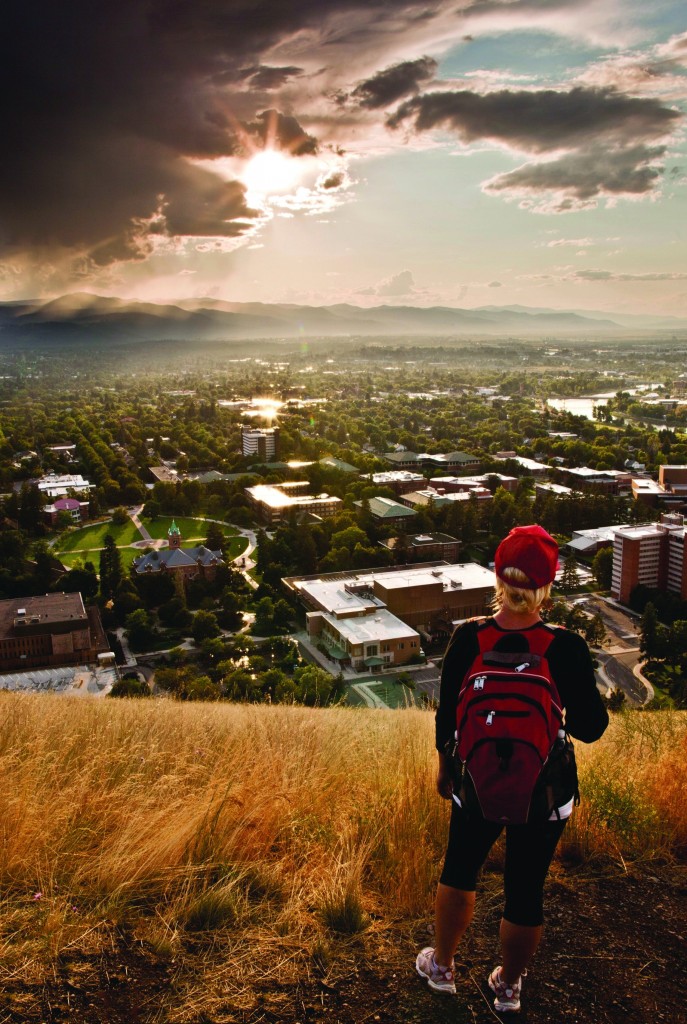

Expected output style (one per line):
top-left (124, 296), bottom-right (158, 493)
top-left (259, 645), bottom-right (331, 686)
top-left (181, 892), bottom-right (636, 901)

top-left (415, 956), bottom-right (456, 995)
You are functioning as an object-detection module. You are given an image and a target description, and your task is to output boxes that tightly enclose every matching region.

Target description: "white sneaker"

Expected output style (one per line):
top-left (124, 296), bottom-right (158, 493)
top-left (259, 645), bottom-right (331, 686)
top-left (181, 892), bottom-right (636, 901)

top-left (488, 965), bottom-right (523, 1012)
top-left (415, 946), bottom-right (456, 994)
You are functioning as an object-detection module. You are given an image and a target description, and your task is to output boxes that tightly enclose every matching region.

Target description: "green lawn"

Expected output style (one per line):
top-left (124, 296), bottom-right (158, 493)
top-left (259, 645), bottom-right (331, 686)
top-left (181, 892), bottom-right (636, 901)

top-left (140, 516), bottom-right (239, 541)
top-left (55, 519), bottom-right (141, 553)
top-left (225, 536), bottom-right (248, 560)
top-left (54, 516), bottom-right (247, 572)
top-left (57, 547), bottom-right (141, 571)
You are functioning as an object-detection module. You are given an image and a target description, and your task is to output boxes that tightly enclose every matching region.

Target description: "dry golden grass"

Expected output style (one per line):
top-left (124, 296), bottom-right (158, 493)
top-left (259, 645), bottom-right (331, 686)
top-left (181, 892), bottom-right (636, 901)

top-left (0, 693), bottom-right (684, 1019)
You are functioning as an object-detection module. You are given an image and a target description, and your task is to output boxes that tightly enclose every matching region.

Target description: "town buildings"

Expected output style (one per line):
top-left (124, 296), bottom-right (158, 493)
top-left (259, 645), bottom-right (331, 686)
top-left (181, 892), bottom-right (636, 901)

top-left (353, 496), bottom-right (417, 527)
top-left (43, 496), bottom-right (89, 526)
top-left (246, 482), bottom-right (342, 525)
top-left (557, 467), bottom-right (632, 495)
top-left (33, 473), bottom-right (93, 498)
top-left (611, 513), bottom-right (687, 604)
top-left (132, 522), bottom-right (223, 585)
top-left (285, 561), bottom-right (495, 668)
top-left (430, 473), bottom-right (518, 494)
top-left (369, 470), bottom-right (427, 495)
top-left (241, 426), bottom-right (280, 461)
top-left (0, 593), bottom-right (110, 672)
top-left (382, 450), bottom-right (480, 473)
top-left (380, 532), bottom-right (461, 563)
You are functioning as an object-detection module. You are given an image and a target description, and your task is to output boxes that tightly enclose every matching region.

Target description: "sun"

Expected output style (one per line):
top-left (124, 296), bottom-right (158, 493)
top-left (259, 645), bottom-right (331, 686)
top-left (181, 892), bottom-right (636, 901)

top-left (241, 150), bottom-right (303, 197)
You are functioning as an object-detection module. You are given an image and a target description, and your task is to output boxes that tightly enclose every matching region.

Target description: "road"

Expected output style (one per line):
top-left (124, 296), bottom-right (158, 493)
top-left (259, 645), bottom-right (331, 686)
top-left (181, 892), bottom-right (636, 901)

top-left (595, 648), bottom-right (647, 704)
top-left (572, 594), bottom-right (650, 705)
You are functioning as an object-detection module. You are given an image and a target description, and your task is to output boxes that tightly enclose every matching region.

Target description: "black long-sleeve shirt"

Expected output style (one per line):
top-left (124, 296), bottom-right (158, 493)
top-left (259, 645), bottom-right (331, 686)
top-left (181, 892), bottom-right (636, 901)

top-left (435, 618), bottom-right (609, 753)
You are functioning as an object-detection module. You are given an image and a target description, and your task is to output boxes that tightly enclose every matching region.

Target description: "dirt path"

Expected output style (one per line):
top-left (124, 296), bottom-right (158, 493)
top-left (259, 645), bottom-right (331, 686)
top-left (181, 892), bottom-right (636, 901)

top-left (1, 866), bottom-right (683, 1023)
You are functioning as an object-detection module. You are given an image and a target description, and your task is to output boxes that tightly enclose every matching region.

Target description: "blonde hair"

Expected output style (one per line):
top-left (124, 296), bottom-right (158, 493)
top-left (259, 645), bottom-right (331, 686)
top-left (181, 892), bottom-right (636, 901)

top-left (491, 566), bottom-right (552, 615)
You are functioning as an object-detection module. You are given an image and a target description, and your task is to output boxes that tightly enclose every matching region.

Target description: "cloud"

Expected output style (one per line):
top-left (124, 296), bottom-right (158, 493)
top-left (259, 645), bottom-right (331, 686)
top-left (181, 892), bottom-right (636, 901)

top-left (2, 0), bottom-right (683, 280)
top-left (544, 237), bottom-right (595, 247)
top-left (574, 270), bottom-right (687, 282)
top-left (484, 143), bottom-right (668, 211)
top-left (317, 170), bottom-right (348, 190)
top-left (388, 84), bottom-right (680, 211)
top-left (242, 66), bottom-right (305, 90)
top-left (387, 86), bottom-right (679, 151)
top-left (363, 270), bottom-right (417, 297)
top-left (4, 0), bottom-right (417, 271)
top-left (351, 57), bottom-right (438, 109)
top-left (243, 110), bottom-right (319, 156)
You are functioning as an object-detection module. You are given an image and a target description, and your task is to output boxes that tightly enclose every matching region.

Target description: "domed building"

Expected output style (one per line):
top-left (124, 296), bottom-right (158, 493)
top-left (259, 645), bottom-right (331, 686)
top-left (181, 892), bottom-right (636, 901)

top-left (132, 521), bottom-right (223, 586)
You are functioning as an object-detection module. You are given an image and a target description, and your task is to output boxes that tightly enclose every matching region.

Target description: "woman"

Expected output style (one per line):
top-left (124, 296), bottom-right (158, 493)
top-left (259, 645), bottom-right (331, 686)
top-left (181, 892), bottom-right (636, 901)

top-left (416, 524), bottom-right (608, 1012)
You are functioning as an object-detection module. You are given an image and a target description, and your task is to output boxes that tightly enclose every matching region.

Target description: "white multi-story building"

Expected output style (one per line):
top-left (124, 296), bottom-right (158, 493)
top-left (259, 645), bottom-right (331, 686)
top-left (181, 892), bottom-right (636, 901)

top-left (241, 426), bottom-right (280, 461)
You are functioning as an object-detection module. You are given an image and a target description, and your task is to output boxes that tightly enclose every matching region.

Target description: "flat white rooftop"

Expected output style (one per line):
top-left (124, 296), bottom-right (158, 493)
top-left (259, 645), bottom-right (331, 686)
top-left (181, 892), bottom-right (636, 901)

top-left (296, 562), bottom-right (495, 613)
top-left (496, 456), bottom-right (550, 471)
top-left (322, 608), bottom-right (418, 644)
top-left (616, 523), bottom-right (686, 540)
top-left (247, 484), bottom-right (341, 509)
top-left (537, 482), bottom-right (573, 495)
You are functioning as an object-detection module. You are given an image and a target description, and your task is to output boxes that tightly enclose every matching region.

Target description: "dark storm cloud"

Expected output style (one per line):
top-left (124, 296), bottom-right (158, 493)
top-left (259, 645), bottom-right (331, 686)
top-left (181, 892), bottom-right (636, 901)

top-left (387, 86), bottom-right (680, 150)
top-left (244, 66), bottom-right (305, 90)
top-left (1, 0), bottom-right (431, 267)
top-left (352, 57), bottom-right (438, 109)
top-left (244, 110), bottom-right (319, 155)
top-left (486, 144), bottom-right (668, 205)
top-left (319, 171), bottom-right (346, 189)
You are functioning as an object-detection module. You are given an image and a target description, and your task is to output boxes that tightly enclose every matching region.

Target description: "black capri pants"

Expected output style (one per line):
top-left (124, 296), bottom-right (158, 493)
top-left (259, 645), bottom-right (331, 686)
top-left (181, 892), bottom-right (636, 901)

top-left (439, 800), bottom-right (567, 927)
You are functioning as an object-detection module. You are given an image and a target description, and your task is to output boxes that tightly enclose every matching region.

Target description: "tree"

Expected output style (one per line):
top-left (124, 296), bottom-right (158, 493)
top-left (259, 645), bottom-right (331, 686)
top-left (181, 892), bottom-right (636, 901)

top-left (560, 554), bottom-right (581, 592)
top-left (591, 546), bottom-right (613, 590)
top-left (253, 596), bottom-right (275, 635)
top-left (109, 676), bottom-right (150, 698)
top-left (125, 609), bottom-right (156, 650)
top-left (205, 521), bottom-right (225, 552)
top-left (639, 602), bottom-right (659, 661)
top-left (191, 609), bottom-right (220, 644)
top-left (158, 595), bottom-right (193, 630)
top-left (111, 506), bottom-right (129, 526)
top-left (605, 688), bottom-right (626, 712)
top-left (291, 665), bottom-right (338, 706)
top-left (60, 565), bottom-right (99, 600)
top-left (99, 534), bottom-right (122, 600)
top-left (584, 613), bottom-right (607, 648)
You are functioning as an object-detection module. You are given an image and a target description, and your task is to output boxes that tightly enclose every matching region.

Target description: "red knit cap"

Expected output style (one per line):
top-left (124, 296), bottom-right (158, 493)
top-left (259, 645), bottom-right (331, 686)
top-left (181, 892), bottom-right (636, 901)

top-left (494, 524), bottom-right (559, 590)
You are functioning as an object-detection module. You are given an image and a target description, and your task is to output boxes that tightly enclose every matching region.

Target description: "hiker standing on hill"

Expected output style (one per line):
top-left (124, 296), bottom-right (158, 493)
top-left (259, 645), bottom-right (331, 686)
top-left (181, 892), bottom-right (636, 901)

top-left (416, 524), bottom-right (609, 1013)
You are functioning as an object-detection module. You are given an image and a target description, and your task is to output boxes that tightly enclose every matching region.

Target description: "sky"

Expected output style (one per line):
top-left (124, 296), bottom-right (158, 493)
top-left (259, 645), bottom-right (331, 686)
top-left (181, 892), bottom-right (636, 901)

top-left (2, 1), bottom-right (687, 316)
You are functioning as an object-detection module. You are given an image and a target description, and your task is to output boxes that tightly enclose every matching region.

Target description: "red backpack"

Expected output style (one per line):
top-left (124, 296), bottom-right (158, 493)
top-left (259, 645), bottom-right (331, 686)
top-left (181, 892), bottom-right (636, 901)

top-left (455, 620), bottom-right (565, 824)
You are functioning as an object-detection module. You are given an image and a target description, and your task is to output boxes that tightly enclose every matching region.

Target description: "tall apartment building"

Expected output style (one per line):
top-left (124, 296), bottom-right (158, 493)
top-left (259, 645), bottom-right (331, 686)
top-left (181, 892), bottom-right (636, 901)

top-left (241, 426), bottom-right (280, 461)
top-left (611, 513), bottom-right (687, 604)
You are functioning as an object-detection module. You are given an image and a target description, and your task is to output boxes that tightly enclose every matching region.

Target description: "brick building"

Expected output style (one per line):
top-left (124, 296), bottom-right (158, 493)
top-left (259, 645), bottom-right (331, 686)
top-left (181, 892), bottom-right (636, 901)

top-left (286, 561), bottom-right (495, 661)
top-left (380, 532), bottom-right (460, 563)
top-left (132, 522), bottom-right (223, 585)
top-left (0, 593), bottom-right (109, 672)
top-left (611, 513), bottom-right (687, 604)
top-left (245, 482), bottom-right (342, 525)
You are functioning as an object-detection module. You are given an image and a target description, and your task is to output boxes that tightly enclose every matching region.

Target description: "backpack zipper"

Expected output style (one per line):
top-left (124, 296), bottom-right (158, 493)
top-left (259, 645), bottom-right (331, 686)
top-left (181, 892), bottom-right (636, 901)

top-left (478, 709), bottom-right (530, 725)
top-left (458, 691), bottom-right (561, 733)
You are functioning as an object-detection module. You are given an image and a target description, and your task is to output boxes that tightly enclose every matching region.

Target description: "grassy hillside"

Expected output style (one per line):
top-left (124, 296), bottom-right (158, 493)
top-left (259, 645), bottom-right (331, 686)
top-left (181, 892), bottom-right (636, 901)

top-left (0, 695), bottom-right (684, 1022)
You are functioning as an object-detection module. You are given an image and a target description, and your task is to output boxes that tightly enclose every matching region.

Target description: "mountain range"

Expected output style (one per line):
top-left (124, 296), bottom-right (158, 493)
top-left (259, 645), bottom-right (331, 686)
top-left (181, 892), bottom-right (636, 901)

top-left (1, 292), bottom-right (686, 344)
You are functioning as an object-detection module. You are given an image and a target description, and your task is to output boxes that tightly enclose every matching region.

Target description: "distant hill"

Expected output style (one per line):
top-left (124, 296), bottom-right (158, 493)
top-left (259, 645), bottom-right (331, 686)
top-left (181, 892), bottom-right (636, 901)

top-left (1, 292), bottom-right (686, 344)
